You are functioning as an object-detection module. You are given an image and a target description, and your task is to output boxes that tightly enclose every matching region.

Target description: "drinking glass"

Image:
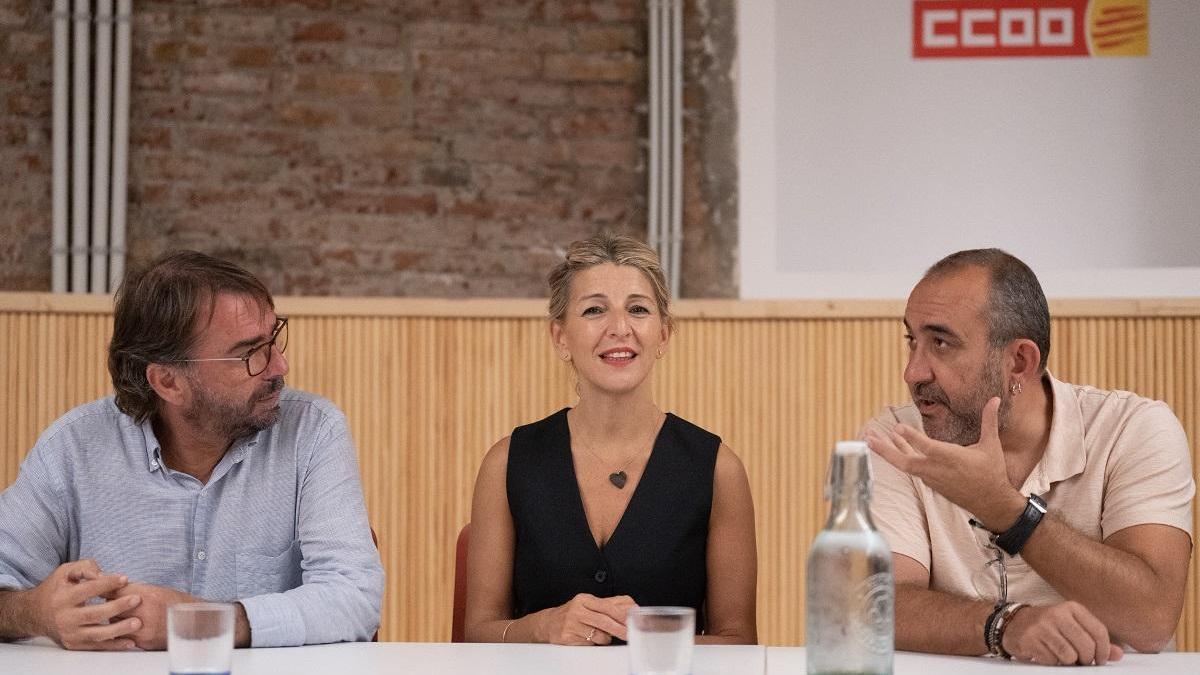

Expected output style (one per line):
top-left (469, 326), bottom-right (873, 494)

top-left (627, 606), bottom-right (695, 675)
top-left (167, 603), bottom-right (234, 675)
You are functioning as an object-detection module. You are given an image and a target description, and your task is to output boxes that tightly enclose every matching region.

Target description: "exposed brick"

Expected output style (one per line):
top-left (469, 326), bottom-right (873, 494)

top-left (418, 163), bottom-right (471, 188)
top-left (132, 10), bottom-right (172, 35)
top-left (293, 20), bottom-right (346, 42)
top-left (345, 102), bottom-right (413, 129)
top-left (575, 25), bottom-right (641, 52)
top-left (6, 31), bottom-right (49, 55)
top-left (343, 46), bottom-right (407, 71)
top-left (186, 14), bottom-right (279, 41)
top-left (415, 102), bottom-right (543, 138)
top-left (415, 49), bottom-right (541, 79)
top-left (131, 125), bottom-right (172, 151)
top-left (571, 82), bottom-right (637, 108)
top-left (0, 0), bottom-right (736, 299)
top-left (289, 44), bottom-right (340, 66)
top-left (548, 110), bottom-right (637, 138)
top-left (340, 158), bottom-right (410, 187)
top-left (0, 6), bottom-right (29, 27)
top-left (342, 19), bottom-right (403, 47)
top-left (275, 101), bottom-right (340, 128)
top-left (150, 40), bottom-right (187, 63)
top-left (546, 0), bottom-right (641, 23)
top-left (228, 45), bottom-right (276, 68)
top-left (545, 52), bottom-right (638, 82)
top-left (0, 62), bottom-right (26, 83)
top-left (182, 71), bottom-right (271, 95)
top-left (568, 138), bottom-right (638, 168)
top-left (5, 90), bottom-right (49, 117)
top-left (183, 128), bottom-right (317, 157)
top-left (516, 81), bottom-right (572, 107)
top-left (410, 22), bottom-right (571, 52)
top-left (321, 190), bottom-right (439, 216)
top-left (290, 70), bottom-right (405, 99)
top-left (449, 195), bottom-right (571, 221)
top-left (197, 0), bottom-right (334, 9)
top-left (452, 136), bottom-right (569, 167)
top-left (317, 131), bottom-right (441, 160)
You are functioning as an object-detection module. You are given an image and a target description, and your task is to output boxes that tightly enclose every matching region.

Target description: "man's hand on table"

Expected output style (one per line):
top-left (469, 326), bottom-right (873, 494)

top-left (1002, 601), bottom-right (1124, 666)
top-left (20, 559), bottom-right (141, 650)
top-left (105, 582), bottom-right (200, 650)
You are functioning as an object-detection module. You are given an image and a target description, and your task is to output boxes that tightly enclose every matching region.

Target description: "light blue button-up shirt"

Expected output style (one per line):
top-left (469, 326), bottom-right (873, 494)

top-left (0, 389), bottom-right (384, 647)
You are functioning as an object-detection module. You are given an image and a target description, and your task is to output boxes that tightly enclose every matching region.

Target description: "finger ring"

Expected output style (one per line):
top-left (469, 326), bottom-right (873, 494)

top-left (585, 627), bottom-right (596, 643)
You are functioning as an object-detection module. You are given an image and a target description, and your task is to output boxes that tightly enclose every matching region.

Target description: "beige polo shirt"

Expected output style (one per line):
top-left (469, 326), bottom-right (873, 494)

top-left (863, 374), bottom-right (1195, 607)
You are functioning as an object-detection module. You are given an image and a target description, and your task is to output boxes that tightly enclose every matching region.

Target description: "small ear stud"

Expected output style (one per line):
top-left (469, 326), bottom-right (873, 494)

top-left (1010, 380), bottom-right (1022, 396)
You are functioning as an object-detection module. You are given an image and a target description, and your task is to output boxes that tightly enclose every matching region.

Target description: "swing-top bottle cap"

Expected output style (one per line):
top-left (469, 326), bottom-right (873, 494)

top-left (835, 440), bottom-right (869, 456)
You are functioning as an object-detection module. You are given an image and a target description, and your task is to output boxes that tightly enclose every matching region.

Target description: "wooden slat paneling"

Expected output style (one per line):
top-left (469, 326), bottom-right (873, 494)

top-left (0, 295), bottom-right (1197, 649)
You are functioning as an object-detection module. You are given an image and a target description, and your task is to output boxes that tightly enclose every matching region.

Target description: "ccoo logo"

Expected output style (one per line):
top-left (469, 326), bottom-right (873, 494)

top-left (913, 0), bottom-right (1149, 58)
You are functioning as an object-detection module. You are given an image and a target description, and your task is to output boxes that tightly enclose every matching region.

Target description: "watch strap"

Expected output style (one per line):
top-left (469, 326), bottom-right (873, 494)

top-left (994, 494), bottom-right (1047, 556)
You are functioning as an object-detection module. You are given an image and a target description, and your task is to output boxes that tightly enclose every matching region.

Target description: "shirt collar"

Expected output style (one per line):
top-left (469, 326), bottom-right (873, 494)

top-left (138, 417), bottom-right (165, 473)
top-left (137, 417), bottom-right (261, 475)
top-left (1022, 371), bottom-right (1087, 495)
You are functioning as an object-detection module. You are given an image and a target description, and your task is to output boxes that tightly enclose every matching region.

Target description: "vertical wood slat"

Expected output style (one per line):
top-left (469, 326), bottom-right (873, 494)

top-left (0, 303), bottom-right (1197, 649)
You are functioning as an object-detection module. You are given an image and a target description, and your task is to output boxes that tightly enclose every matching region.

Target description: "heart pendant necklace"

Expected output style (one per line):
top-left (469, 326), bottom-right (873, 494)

top-left (576, 436), bottom-right (648, 490)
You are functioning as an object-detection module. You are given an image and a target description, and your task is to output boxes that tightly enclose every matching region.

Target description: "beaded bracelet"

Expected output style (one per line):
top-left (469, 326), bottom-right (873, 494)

top-left (986, 602), bottom-right (1027, 659)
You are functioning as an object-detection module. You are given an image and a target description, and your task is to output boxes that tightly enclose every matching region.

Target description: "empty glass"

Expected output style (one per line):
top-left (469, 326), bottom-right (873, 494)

top-left (167, 602), bottom-right (234, 675)
top-left (627, 606), bottom-right (695, 675)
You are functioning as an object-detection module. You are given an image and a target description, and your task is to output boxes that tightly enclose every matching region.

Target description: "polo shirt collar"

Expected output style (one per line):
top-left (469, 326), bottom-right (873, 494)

top-left (1021, 371), bottom-right (1086, 495)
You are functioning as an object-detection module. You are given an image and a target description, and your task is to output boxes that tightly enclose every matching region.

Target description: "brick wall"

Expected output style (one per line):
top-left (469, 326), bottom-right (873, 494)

top-left (0, 0), bottom-right (737, 297)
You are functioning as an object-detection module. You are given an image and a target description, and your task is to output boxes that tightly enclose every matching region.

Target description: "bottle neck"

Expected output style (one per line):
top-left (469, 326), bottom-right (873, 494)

top-left (825, 449), bottom-right (876, 530)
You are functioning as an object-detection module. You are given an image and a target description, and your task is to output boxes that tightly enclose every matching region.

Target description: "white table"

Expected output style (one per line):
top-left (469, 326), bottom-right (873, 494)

top-left (767, 647), bottom-right (1200, 673)
top-left (3, 640), bottom-right (1198, 673)
top-left (0, 640), bottom-right (764, 674)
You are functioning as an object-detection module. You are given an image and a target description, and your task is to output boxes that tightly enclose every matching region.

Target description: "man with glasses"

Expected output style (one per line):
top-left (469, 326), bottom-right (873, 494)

top-left (862, 249), bottom-right (1194, 666)
top-left (0, 251), bottom-right (383, 650)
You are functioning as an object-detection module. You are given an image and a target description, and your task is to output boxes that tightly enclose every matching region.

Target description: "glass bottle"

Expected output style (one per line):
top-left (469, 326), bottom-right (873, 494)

top-left (805, 440), bottom-right (894, 675)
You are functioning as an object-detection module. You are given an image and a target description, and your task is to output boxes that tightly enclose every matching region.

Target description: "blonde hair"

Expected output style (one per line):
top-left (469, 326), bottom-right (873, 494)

top-left (547, 233), bottom-right (672, 330)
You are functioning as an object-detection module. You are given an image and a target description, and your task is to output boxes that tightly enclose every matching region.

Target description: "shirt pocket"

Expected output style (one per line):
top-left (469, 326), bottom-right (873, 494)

top-left (235, 540), bottom-right (302, 598)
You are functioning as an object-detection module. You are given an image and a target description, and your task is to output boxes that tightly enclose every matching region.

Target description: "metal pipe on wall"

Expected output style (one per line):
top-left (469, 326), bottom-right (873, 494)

top-left (109, 0), bottom-right (132, 290)
top-left (648, 0), bottom-right (662, 258)
top-left (70, 0), bottom-right (91, 292)
top-left (89, 0), bottom-right (114, 293)
top-left (669, 0), bottom-right (683, 297)
top-left (51, 0), bottom-right (69, 293)
top-left (657, 0), bottom-right (673, 292)
top-left (647, 0), bottom-right (684, 298)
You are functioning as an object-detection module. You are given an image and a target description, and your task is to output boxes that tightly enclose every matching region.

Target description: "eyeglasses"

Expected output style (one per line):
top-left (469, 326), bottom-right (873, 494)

top-left (172, 317), bottom-right (288, 377)
top-left (969, 517), bottom-right (1008, 608)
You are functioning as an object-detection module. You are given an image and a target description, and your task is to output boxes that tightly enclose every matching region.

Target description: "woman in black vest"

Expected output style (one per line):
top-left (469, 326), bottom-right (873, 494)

top-left (464, 233), bottom-right (757, 645)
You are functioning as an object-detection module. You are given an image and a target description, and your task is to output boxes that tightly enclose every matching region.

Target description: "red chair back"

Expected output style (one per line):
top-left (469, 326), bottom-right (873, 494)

top-left (371, 526), bottom-right (380, 642)
top-left (451, 523), bottom-right (471, 642)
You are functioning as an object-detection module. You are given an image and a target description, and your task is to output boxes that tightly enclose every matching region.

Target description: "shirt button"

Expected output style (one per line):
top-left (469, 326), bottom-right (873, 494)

top-left (594, 570), bottom-right (607, 583)
top-left (149, 460), bottom-right (158, 469)
top-left (197, 551), bottom-right (207, 561)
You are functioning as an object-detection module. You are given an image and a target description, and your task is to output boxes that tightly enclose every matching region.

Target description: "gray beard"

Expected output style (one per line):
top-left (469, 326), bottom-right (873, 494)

top-left (913, 361), bottom-right (1011, 445)
top-left (183, 376), bottom-right (285, 443)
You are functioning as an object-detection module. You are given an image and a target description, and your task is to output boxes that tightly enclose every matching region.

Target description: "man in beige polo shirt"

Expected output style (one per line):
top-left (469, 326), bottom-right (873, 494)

top-left (863, 248), bottom-right (1194, 666)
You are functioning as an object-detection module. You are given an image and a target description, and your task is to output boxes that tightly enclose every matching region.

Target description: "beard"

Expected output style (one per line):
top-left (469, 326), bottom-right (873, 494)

top-left (911, 355), bottom-right (1012, 445)
top-left (184, 374), bottom-right (285, 442)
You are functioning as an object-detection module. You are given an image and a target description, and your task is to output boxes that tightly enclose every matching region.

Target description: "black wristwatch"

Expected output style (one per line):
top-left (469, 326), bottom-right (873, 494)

top-left (994, 493), bottom-right (1047, 555)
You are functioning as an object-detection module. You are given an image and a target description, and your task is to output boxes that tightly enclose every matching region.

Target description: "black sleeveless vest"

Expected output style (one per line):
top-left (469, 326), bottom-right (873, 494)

top-left (507, 408), bottom-right (719, 626)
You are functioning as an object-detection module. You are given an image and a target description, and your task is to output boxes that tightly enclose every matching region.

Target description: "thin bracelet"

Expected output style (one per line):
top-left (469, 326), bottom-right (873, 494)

top-left (500, 619), bottom-right (517, 643)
